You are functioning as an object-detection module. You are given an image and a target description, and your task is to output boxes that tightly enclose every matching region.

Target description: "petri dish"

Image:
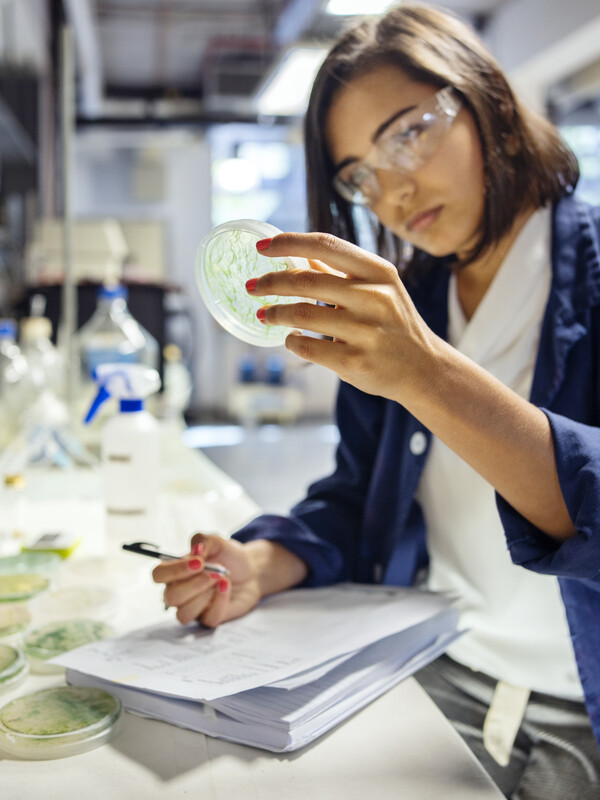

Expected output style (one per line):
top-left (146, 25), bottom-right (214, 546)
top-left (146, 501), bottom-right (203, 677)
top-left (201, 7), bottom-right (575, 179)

top-left (0, 644), bottom-right (29, 693)
top-left (195, 219), bottom-right (312, 347)
top-left (33, 586), bottom-right (119, 625)
top-left (23, 619), bottom-right (115, 674)
top-left (0, 603), bottom-right (31, 641)
top-left (0, 552), bottom-right (60, 602)
top-left (0, 685), bottom-right (122, 759)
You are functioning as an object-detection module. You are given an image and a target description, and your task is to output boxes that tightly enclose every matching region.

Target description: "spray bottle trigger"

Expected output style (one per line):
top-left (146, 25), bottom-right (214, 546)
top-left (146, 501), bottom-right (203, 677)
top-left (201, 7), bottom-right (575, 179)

top-left (84, 384), bottom-right (111, 425)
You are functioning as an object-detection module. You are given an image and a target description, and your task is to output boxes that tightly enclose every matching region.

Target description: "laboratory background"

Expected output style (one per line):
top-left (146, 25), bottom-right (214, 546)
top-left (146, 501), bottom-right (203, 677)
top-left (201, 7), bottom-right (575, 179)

top-left (0, 0), bottom-right (599, 514)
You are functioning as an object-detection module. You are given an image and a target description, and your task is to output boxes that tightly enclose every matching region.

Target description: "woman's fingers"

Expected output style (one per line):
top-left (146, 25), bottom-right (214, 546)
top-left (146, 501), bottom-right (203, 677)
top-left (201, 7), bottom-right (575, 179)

top-left (152, 554), bottom-right (208, 585)
top-left (162, 566), bottom-right (219, 610)
top-left (258, 231), bottom-right (394, 280)
top-left (198, 578), bottom-right (230, 628)
top-left (172, 577), bottom-right (221, 625)
top-left (259, 301), bottom-right (366, 342)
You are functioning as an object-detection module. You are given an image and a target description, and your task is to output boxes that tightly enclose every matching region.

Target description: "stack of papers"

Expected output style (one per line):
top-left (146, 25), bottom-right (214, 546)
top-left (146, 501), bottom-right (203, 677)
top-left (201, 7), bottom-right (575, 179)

top-left (58, 584), bottom-right (461, 752)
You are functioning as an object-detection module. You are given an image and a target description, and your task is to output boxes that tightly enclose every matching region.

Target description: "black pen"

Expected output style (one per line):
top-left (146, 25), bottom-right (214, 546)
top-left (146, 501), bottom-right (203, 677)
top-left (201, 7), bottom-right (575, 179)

top-left (122, 541), bottom-right (230, 577)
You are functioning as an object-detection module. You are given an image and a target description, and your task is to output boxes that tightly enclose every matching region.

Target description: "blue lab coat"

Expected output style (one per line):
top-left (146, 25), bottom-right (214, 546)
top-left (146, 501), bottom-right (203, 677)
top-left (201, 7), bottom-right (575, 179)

top-left (233, 193), bottom-right (600, 749)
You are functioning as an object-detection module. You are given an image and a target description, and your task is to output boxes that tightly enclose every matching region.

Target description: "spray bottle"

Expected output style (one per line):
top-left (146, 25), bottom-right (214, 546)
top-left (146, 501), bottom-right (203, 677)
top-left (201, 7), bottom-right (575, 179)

top-left (85, 363), bottom-right (161, 545)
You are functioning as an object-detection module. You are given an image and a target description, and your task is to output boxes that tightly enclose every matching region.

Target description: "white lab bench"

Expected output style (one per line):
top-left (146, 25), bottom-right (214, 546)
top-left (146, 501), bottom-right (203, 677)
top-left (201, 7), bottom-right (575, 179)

top-left (0, 430), bottom-right (503, 799)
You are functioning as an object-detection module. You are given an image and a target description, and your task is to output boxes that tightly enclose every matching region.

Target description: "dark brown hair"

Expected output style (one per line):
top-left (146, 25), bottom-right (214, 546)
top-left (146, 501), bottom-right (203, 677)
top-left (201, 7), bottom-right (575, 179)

top-left (303, 4), bottom-right (579, 275)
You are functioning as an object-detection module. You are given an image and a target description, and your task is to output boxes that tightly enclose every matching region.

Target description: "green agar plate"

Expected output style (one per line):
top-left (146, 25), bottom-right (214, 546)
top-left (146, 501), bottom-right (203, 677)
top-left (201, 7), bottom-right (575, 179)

top-left (0, 644), bottom-right (28, 692)
top-left (195, 219), bottom-right (312, 347)
top-left (0, 686), bottom-right (122, 759)
top-left (24, 619), bottom-right (114, 673)
top-left (0, 552), bottom-right (60, 602)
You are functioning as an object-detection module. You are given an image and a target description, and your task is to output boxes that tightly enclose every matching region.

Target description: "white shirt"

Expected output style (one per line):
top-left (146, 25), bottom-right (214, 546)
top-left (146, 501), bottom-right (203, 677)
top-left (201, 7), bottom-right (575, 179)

top-left (417, 207), bottom-right (583, 699)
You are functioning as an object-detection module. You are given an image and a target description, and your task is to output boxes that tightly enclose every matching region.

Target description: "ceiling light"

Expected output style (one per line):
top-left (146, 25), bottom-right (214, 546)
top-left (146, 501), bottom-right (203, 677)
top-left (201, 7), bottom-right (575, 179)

top-left (326, 0), bottom-right (394, 15)
top-left (255, 46), bottom-right (328, 117)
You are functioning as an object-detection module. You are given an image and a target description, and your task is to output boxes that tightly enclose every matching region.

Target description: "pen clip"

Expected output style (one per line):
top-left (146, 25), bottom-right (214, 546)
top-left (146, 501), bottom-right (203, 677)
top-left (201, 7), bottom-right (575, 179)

top-left (122, 541), bottom-right (178, 560)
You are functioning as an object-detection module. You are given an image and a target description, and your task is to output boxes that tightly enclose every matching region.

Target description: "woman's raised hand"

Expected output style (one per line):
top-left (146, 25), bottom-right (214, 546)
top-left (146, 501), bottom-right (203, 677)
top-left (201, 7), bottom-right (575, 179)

top-left (247, 232), bottom-right (436, 404)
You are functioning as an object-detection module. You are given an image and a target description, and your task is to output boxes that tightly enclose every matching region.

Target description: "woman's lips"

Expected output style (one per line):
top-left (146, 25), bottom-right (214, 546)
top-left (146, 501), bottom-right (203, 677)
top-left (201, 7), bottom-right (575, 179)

top-left (406, 206), bottom-right (442, 233)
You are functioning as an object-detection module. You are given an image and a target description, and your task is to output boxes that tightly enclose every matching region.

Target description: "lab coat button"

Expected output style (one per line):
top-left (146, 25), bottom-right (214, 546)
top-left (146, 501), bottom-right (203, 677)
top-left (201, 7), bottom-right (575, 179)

top-left (409, 431), bottom-right (428, 456)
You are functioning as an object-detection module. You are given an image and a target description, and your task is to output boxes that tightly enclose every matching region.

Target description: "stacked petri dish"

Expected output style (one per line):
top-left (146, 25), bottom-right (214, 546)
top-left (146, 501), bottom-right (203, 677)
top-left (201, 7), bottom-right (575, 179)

top-left (0, 685), bottom-right (122, 759)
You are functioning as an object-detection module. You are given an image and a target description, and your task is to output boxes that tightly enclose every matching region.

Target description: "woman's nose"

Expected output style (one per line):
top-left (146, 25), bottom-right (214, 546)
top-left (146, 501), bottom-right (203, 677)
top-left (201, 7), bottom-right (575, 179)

top-left (374, 168), bottom-right (415, 207)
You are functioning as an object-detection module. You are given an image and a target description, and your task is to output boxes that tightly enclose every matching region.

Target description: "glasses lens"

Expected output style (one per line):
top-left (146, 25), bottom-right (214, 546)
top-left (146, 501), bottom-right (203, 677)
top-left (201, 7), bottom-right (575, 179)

top-left (333, 163), bottom-right (379, 206)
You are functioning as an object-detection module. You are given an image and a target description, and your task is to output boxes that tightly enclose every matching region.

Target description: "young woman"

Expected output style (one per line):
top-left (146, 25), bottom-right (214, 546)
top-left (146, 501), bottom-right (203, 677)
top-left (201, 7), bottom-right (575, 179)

top-left (154, 6), bottom-right (600, 796)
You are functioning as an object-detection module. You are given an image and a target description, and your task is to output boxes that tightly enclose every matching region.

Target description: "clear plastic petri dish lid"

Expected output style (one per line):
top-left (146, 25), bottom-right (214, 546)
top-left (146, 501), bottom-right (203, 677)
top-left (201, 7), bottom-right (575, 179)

top-left (0, 685), bottom-right (122, 759)
top-left (0, 603), bottom-right (31, 641)
top-left (32, 585), bottom-right (119, 625)
top-left (0, 643), bottom-right (29, 693)
top-left (195, 219), bottom-right (312, 347)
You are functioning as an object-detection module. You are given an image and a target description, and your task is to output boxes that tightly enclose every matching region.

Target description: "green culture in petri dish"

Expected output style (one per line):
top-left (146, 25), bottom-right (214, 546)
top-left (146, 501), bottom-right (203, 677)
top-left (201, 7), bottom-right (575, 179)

top-left (0, 573), bottom-right (50, 602)
top-left (195, 219), bottom-right (312, 347)
top-left (0, 552), bottom-right (60, 602)
top-left (24, 619), bottom-right (114, 673)
top-left (0, 686), bottom-right (122, 759)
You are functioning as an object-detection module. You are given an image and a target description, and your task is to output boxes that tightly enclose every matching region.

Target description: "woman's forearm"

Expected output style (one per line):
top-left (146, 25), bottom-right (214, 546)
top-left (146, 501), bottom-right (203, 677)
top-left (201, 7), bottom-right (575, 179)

top-left (400, 335), bottom-right (575, 540)
top-left (245, 539), bottom-right (309, 598)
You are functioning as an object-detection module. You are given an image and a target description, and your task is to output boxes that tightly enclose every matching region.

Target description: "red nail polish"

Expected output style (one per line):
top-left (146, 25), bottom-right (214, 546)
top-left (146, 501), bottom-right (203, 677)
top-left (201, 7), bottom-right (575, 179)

top-left (188, 558), bottom-right (202, 571)
top-left (245, 278), bottom-right (258, 292)
top-left (256, 307), bottom-right (266, 322)
top-left (191, 542), bottom-right (205, 556)
top-left (256, 237), bottom-right (272, 251)
top-left (208, 572), bottom-right (221, 580)
top-left (219, 578), bottom-right (228, 593)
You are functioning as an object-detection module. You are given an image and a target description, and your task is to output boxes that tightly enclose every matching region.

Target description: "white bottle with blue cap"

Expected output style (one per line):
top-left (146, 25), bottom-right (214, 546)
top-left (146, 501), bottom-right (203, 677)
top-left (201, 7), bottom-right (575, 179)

top-left (85, 363), bottom-right (161, 544)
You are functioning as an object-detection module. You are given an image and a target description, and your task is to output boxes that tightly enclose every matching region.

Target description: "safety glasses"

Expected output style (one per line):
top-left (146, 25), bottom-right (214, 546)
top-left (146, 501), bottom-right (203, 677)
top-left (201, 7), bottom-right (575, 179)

top-left (332, 86), bottom-right (461, 206)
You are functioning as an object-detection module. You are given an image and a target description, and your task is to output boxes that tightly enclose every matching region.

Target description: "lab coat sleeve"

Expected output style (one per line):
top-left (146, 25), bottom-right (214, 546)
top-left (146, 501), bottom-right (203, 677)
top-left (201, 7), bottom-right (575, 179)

top-left (497, 409), bottom-right (600, 583)
top-left (232, 381), bottom-right (386, 586)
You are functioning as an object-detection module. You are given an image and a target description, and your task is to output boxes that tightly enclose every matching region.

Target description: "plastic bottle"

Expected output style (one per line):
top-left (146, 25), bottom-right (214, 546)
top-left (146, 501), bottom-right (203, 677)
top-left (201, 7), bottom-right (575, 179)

top-left (84, 363), bottom-right (161, 547)
top-left (19, 316), bottom-right (64, 399)
top-left (18, 316), bottom-right (68, 432)
top-left (0, 320), bottom-right (29, 448)
top-left (74, 284), bottom-right (160, 443)
top-left (76, 284), bottom-right (159, 381)
top-left (155, 344), bottom-right (192, 429)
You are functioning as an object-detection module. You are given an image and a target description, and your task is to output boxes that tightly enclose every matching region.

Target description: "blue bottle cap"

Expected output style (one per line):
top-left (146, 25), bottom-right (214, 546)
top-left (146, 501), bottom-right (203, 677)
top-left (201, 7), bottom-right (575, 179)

top-left (0, 319), bottom-right (17, 339)
top-left (98, 285), bottom-right (128, 301)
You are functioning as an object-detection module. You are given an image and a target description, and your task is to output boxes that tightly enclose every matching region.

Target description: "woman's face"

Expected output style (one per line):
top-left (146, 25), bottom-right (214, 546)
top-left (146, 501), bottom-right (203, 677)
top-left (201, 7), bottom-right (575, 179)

top-left (325, 64), bottom-right (486, 259)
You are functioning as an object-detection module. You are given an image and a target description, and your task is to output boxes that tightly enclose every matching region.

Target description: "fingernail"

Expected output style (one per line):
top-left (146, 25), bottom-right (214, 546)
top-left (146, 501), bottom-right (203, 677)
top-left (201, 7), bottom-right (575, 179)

top-left (219, 578), bottom-right (228, 593)
top-left (245, 277), bottom-right (258, 292)
top-left (256, 238), bottom-right (272, 251)
top-left (191, 542), bottom-right (205, 556)
top-left (208, 572), bottom-right (221, 581)
top-left (188, 558), bottom-right (202, 571)
top-left (163, 600), bottom-right (170, 610)
top-left (256, 307), bottom-right (267, 322)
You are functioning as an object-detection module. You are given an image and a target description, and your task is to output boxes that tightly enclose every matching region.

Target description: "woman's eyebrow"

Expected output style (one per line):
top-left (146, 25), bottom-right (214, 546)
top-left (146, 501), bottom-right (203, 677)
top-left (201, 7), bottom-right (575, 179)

top-left (372, 104), bottom-right (417, 142)
top-left (332, 104), bottom-right (417, 173)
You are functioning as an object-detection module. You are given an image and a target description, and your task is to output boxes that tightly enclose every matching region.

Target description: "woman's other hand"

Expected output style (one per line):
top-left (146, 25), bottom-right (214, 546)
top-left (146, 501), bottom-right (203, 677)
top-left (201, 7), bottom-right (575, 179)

top-left (152, 533), bottom-right (308, 628)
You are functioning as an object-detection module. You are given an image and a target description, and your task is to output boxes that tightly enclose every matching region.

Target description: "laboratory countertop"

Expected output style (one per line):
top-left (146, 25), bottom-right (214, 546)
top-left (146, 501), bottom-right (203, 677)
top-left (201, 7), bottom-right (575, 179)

top-left (0, 431), bottom-right (504, 799)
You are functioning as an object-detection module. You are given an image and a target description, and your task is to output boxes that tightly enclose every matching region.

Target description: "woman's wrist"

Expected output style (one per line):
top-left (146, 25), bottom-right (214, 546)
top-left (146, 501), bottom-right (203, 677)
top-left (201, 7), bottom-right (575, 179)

top-left (245, 539), bottom-right (309, 599)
